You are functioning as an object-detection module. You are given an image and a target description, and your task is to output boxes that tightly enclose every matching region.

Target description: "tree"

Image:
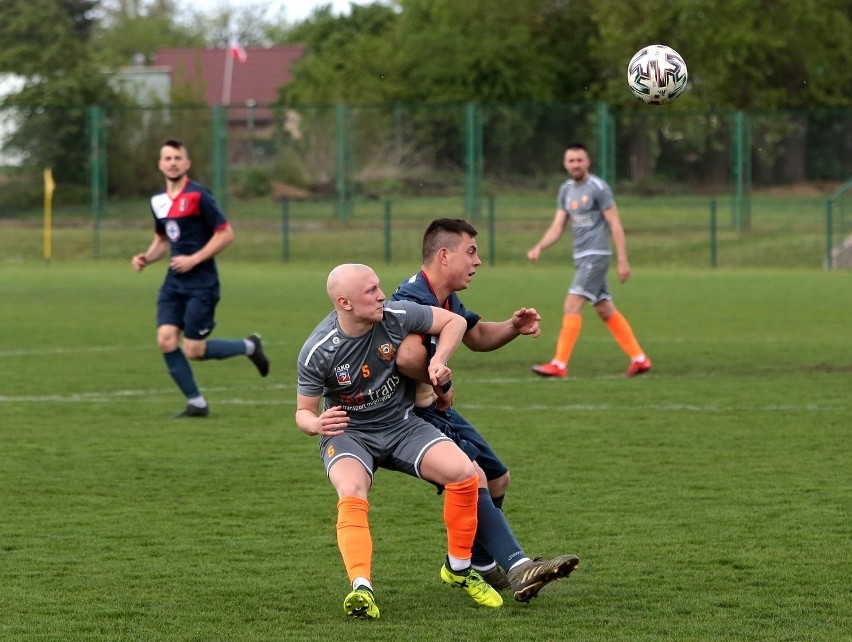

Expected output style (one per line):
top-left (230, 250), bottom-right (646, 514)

top-left (590, 0), bottom-right (851, 110)
top-left (589, 0), bottom-right (851, 183)
top-left (280, 3), bottom-right (400, 104)
top-left (279, 0), bottom-right (599, 106)
top-left (0, 0), bottom-right (122, 185)
top-left (92, 0), bottom-right (205, 67)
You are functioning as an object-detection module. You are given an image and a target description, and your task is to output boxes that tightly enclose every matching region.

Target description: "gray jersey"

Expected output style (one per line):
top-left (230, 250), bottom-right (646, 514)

top-left (557, 173), bottom-right (616, 259)
top-left (297, 300), bottom-right (434, 430)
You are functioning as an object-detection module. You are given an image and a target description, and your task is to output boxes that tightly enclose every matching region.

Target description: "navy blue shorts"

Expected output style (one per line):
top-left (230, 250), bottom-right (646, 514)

top-left (156, 284), bottom-right (219, 340)
top-left (414, 402), bottom-right (509, 481)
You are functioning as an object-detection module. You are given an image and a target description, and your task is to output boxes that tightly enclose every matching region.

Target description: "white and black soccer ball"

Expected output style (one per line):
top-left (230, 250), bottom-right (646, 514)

top-left (627, 44), bottom-right (688, 105)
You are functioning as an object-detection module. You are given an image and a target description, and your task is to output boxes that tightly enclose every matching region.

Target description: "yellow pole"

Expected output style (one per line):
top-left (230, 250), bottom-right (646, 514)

top-left (44, 167), bottom-right (55, 262)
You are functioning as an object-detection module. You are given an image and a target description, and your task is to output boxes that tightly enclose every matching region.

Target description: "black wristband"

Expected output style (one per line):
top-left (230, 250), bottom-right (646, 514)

top-left (441, 380), bottom-right (453, 393)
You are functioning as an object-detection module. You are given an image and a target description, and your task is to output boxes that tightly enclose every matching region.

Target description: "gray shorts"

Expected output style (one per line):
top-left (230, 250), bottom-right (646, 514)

top-left (319, 414), bottom-right (452, 482)
top-left (569, 254), bottom-right (612, 304)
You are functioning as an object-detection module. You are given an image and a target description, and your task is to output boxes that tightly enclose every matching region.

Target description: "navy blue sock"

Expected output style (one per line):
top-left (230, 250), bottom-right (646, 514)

top-left (203, 339), bottom-right (247, 360)
top-left (163, 348), bottom-right (201, 399)
top-left (472, 488), bottom-right (524, 570)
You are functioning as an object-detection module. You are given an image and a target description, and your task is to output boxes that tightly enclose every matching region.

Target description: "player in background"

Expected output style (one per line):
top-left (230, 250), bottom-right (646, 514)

top-left (131, 139), bottom-right (269, 417)
top-left (393, 219), bottom-right (580, 602)
top-left (527, 142), bottom-right (651, 379)
top-left (296, 263), bottom-right (503, 620)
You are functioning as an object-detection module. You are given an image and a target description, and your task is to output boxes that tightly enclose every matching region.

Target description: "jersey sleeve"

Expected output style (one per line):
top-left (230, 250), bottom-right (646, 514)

top-left (384, 300), bottom-right (434, 336)
top-left (596, 179), bottom-right (616, 211)
top-left (297, 349), bottom-right (327, 396)
top-left (296, 324), bottom-right (333, 397)
top-left (198, 185), bottom-right (230, 231)
top-left (557, 181), bottom-right (571, 212)
top-left (150, 197), bottom-right (166, 236)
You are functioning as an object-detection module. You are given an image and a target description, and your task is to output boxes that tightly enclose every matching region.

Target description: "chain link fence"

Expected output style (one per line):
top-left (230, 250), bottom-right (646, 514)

top-left (1, 102), bottom-right (849, 267)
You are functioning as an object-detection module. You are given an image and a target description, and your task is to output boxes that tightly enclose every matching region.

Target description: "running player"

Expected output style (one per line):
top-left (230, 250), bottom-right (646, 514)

top-left (296, 263), bottom-right (503, 620)
top-left (131, 138), bottom-right (269, 417)
top-left (527, 142), bottom-right (651, 378)
top-left (392, 218), bottom-right (580, 602)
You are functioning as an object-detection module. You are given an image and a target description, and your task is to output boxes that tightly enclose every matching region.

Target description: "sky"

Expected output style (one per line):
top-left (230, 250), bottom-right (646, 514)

top-left (185, 0), bottom-right (382, 25)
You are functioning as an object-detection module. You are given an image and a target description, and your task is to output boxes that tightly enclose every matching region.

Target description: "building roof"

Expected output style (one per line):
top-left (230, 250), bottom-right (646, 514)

top-left (153, 45), bottom-right (304, 121)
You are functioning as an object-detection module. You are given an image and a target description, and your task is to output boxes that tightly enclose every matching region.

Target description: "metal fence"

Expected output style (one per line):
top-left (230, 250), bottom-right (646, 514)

top-left (0, 102), bottom-right (849, 267)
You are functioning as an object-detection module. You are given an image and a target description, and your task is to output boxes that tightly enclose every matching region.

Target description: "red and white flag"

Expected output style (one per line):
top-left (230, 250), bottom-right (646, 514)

top-left (229, 37), bottom-right (247, 63)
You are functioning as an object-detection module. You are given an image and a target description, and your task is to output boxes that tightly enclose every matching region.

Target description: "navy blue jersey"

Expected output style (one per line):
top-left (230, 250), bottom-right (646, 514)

top-left (392, 271), bottom-right (480, 361)
top-left (393, 271), bottom-right (480, 329)
top-left (150, 180), bottom-right (229, 290)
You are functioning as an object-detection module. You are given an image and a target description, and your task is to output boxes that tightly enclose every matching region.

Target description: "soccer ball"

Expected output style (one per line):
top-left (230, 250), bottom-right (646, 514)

top-left (627, 44), bottom-right (688, 105)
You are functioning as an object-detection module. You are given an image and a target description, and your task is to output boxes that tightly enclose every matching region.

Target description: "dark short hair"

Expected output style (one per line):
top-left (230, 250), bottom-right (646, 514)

top-left (565, 142), bottom-right (588, 154)
top-left (422, 218), bottom-right (478, 262)
top-left (162, 138), bottom-right (184, 150)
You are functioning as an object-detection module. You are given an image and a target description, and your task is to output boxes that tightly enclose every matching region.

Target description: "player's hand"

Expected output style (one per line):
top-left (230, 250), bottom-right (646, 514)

top-left (512, 307), bottom-right (541, 337)
top-left (131, 253), bottom-right (148, 272)
top-left (617, 259), bottom-right (631, 283)
top-left (434, 383), bottom-right (454, 411)
top-left (428, 360), bottom-right (452, 386)
top-left (169, 254), bottom-right (199, 273)
top-left (527, 246), bottom-right (541, 263)
top-left (316, 405), bottom-right (349, 436)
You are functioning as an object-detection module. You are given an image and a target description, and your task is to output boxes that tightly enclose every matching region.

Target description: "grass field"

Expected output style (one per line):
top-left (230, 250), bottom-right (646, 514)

top-left (1, 260), bottom-right (851, 641)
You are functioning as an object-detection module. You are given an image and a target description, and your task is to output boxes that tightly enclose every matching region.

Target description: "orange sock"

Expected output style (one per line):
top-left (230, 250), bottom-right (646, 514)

top-left (443, 475), bottom-right (479, 560)
top-left (554, 313), bottom-right (582, 366)
top-left (605, 311), bottom-right (644, 360)
top-left (336, 496), bottom-right (372, 584)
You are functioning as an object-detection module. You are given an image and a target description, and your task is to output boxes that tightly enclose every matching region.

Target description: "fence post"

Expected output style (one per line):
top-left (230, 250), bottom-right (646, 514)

top-left (709, 198), bottom-right (718, 268)
top-left (730, 110), bottom-right (752, 232)
top-left (597, 102), bottom-right (615, 184)
top-left (335, 104), bottom-right (353, 222)
top-left (384, 200), bottom-right (392, 264)
top-left (89, 105), bottom-right (105, 259)
top-left (487, 195), bottom-right (495, 266)
top-left (212, 105), bottom-right (228, 211)
top-left (825, 199), bottom-right (833, 270)
top-left (281, 199), bottom-right (290, 262)
top-left (464, 103), bottom-right (483, 221)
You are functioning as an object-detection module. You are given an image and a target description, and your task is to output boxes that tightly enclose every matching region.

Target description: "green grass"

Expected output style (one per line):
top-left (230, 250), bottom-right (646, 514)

top-left (1, 262), bottom-right (851, 641)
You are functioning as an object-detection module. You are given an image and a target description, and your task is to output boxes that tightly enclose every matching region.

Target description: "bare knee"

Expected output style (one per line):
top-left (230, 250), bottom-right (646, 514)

top-left (421, 442), bottom-right (476, 486)
top-left (182, 339), bottom-right (206, 360)
top-left (329, 459), bottom-right (371, 499)
top-left (156, 326), bottom-right (180, 353)
top-left (333, 479), bottom-right (369, 499)
top-left (595, 300), bottom-right (616, 321)
top-left (487, 470), bottom-right (510, 497)
top-left (474, 463), bottom-right (488, 489)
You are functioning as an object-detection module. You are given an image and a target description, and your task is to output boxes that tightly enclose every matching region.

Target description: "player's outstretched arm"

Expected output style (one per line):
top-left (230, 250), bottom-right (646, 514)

top-left (464, 307), bottom-right (541, 352)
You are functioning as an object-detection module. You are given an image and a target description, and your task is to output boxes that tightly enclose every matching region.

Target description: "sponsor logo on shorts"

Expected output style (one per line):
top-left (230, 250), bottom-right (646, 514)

top-left (327, 446), bottom-right (335, 457)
